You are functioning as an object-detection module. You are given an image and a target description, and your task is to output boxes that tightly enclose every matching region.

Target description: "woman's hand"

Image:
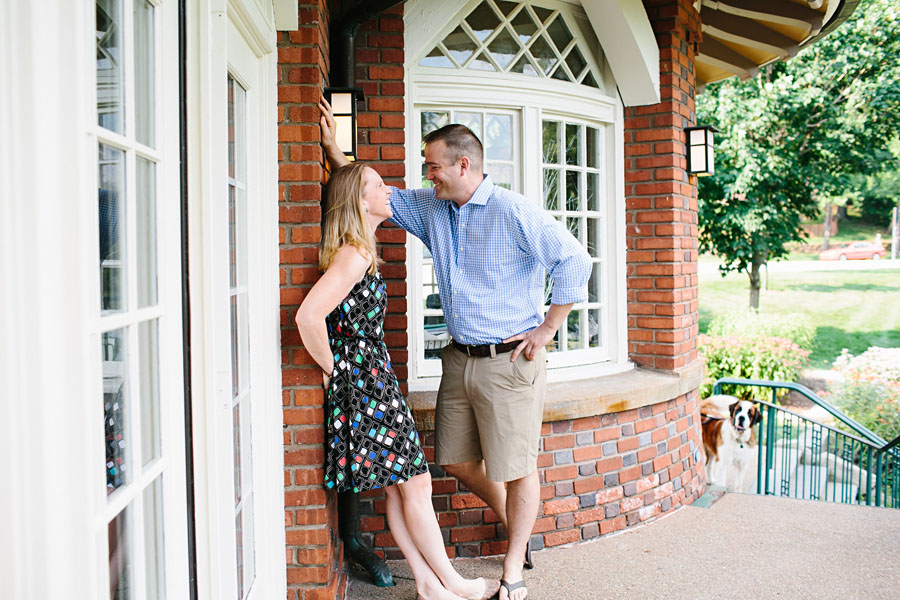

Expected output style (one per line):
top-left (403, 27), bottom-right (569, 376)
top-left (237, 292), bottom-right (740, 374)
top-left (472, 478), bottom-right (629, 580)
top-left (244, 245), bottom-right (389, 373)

top-left (319, 97), bottom-right (349, 168)
top-left (322, 369), bottom-right (332, 389)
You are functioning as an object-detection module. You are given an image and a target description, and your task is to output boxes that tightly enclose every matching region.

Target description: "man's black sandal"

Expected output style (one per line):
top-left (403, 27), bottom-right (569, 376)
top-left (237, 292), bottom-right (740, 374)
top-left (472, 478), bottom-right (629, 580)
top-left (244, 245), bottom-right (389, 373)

top-left (523, 540), bottom-right (534, 570)
top-left (500, 579), bottom-right (527, 599)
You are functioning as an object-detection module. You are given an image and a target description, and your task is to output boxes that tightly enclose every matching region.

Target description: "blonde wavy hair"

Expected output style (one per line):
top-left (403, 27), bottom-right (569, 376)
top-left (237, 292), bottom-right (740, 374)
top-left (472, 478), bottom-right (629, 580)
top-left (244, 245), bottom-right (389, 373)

top-left (319, 162), bottom-right (379, 274)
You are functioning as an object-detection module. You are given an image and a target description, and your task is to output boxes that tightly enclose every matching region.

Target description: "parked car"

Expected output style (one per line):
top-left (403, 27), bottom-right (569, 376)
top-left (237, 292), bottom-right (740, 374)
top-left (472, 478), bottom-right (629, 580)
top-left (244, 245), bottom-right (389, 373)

top-left (818, 241), bottom-right (887, 261)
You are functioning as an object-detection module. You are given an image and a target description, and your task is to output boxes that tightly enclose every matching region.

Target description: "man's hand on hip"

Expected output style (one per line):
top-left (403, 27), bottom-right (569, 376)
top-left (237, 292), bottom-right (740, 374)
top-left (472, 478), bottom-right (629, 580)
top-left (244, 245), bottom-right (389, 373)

top-left (503, 302), bottom-right (575, 362)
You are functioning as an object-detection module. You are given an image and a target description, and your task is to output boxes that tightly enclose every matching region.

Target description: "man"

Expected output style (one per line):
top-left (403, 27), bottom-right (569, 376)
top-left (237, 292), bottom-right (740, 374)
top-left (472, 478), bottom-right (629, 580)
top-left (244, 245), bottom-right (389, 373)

top-left (320, 99), bottom-right (590, 600)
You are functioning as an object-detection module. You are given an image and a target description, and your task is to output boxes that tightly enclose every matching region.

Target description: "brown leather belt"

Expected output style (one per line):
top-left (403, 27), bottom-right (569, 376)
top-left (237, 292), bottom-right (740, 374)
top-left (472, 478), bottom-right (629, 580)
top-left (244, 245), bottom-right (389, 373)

top-left (450, 339), bottom-right (519, 357)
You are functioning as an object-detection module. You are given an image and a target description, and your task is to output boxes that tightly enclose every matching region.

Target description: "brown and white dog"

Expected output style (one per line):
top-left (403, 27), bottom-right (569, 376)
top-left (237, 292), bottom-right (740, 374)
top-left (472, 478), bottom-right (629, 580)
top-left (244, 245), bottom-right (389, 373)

top-left (701, 395), bottom-right (762, 491)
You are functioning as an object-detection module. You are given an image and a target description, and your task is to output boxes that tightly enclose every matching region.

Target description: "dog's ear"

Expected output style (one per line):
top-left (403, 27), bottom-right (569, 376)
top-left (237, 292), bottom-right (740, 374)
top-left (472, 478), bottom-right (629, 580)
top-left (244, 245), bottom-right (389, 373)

top-left (750, 405), bottom-right (762, 426)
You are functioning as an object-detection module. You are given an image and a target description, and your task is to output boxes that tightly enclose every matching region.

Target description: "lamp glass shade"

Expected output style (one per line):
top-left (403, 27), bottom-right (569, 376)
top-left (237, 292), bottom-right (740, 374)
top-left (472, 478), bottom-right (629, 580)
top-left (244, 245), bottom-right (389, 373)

top-left (331, 92), bottom-right (353, 115)
top-left (689, 145), bottom-right (707, 173)
top-left (689, 128), bottom-right (706, 145)
top-left (334, 115), bottom-right (354, 155)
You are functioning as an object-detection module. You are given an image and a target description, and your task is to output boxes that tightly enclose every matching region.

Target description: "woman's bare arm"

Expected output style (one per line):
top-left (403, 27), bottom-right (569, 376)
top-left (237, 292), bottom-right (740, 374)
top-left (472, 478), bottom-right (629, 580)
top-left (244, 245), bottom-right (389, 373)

top-left (294, 246), bottom-right (371, 378)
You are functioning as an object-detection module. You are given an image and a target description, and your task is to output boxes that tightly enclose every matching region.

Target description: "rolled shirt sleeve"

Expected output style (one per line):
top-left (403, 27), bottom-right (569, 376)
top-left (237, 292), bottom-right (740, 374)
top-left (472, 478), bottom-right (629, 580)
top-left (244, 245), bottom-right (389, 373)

top-left (511, 200), bottom-right (592, 305)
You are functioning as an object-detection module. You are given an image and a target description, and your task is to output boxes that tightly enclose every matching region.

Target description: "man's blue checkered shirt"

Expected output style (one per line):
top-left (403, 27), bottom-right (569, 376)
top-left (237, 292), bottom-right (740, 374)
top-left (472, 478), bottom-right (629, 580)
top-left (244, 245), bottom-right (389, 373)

top-left (389, 175), bottom-right (591, 345)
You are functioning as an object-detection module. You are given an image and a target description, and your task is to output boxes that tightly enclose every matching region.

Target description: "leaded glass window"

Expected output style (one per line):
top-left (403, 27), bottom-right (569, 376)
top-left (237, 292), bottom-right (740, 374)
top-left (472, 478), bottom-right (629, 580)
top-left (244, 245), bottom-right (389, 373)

top-left (419, 0), bottom-right (602, 88)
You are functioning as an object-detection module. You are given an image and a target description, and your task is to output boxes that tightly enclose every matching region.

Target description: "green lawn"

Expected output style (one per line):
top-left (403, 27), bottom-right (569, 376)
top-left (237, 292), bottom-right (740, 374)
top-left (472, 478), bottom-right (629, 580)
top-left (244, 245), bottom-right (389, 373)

top-left (699, 268), bottom-right (900, 368)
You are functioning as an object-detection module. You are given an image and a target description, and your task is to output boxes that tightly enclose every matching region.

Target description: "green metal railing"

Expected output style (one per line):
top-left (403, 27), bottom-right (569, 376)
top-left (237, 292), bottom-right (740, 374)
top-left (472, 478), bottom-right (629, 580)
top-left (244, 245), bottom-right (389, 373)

top-left (712, 378), bottom-right (900, 509)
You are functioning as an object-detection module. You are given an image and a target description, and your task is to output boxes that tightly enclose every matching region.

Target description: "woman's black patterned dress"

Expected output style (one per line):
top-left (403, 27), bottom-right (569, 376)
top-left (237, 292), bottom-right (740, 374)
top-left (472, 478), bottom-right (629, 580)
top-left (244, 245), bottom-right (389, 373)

top-left (324, 270), bottom-right (428, 492)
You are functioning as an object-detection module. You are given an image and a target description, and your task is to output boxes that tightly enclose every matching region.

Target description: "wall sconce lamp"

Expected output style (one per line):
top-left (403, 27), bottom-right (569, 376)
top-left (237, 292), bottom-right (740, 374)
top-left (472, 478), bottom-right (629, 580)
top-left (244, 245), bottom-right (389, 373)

top-left (685, 125), bottom-right (718, 176)
top-left (324, 87), bottom-right (365, 159)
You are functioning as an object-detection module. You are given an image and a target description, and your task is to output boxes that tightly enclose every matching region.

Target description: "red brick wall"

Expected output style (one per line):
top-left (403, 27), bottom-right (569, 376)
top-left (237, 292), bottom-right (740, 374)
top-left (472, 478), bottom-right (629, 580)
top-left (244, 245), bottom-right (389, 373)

top-left (277, 3), bottom-right (408, 598)
top-left (361, 393), bottom-right (706, 558)
top-left (624, 0), bottom-right (702, 371)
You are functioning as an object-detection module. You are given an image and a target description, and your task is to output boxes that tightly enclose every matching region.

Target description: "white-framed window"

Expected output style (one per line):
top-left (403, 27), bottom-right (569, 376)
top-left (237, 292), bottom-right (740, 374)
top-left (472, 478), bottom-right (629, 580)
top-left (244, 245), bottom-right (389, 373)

top-left (405, 0), bottom-right (628, 388)
top-left (93, 0), bottom-right (189, 597)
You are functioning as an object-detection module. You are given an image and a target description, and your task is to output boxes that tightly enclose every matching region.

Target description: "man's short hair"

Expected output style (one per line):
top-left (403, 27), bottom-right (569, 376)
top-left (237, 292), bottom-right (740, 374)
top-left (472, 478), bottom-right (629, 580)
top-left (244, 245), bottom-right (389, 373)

top-left (423, 124), bottom-right (483, 170)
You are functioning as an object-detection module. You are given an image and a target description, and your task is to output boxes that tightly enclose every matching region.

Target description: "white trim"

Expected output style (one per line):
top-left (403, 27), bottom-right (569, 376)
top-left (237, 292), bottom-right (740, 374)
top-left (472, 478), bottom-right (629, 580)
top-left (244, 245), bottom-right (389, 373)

top-left (273, 0), bottom-right (299, 30)
top-left (582, 0), bottom-right (660, 106)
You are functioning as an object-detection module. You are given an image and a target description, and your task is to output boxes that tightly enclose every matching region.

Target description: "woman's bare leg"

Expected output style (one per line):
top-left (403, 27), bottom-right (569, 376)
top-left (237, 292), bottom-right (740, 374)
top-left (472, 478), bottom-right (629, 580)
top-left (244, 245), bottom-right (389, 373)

top-left (384, 484), bottom-right (463, 600)
top-left (396, 472), bottom-right (496, 600)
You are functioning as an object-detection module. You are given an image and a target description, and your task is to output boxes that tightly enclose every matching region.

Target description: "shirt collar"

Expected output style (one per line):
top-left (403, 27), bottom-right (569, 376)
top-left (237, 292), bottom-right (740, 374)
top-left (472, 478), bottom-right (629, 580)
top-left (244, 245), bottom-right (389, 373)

top-left (467, 174), bottom-right (493, 206)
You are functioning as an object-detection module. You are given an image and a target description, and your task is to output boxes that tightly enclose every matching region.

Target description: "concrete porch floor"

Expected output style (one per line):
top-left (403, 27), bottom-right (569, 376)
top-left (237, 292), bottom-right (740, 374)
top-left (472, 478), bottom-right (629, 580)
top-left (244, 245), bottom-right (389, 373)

top-left (346, 491), bottom-right (900, 599)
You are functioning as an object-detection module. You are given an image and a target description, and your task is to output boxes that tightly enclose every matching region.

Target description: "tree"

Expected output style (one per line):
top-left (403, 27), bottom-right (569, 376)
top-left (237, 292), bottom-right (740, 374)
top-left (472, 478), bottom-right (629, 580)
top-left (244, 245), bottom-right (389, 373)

top-left (696, 0), bottom-right (900, 308)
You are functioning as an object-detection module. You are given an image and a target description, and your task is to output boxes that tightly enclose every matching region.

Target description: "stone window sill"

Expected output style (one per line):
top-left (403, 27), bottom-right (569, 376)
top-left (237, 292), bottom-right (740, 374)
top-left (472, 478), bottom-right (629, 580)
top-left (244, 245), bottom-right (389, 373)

top-left (407, 360), bottom-right (705, 431)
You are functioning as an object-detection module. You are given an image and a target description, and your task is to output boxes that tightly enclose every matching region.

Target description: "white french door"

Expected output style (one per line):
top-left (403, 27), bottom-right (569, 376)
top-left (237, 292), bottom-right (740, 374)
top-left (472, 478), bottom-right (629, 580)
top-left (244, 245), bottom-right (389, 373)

top-left (94, 0), bottom-right (190, 598)
top-left (187, 7), bottom-right (284, 600)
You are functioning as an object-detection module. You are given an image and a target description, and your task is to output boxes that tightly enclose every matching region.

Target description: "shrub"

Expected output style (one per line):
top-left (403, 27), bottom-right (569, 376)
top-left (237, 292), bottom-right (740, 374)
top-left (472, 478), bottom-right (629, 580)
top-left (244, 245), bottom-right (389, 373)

top-left (707, 310), bottom-right (815, 351)
top-left (699, 334), bottom-right (811, 401)
top-left (829, 347), bottom-right (900, 441)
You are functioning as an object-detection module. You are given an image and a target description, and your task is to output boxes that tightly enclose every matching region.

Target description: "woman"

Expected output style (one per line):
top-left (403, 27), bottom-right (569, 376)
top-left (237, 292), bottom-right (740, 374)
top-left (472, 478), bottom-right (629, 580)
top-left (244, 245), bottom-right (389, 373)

top-left (294, 162), bottom-right (500, 600)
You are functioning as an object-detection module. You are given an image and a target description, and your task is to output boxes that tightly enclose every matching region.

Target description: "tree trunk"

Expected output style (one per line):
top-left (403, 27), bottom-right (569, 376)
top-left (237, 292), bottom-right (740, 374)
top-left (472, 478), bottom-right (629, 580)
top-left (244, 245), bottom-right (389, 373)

top-left (823, 201), bottom-right (833, 250)
top-left (747, 253), bottom-right (766, 310)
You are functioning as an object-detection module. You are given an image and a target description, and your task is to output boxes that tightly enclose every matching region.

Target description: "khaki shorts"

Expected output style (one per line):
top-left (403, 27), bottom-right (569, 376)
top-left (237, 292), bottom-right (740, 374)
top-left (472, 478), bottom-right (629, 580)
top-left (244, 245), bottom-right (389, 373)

top-left (435, 344), bottom-right (547, 483)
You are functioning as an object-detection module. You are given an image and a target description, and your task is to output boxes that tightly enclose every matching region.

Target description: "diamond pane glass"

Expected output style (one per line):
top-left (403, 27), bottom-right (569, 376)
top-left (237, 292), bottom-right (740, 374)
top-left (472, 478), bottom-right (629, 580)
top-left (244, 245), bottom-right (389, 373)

top-left (589, 308), bottom-right (602, 347)
top-left (143, 478), bottom-right (166, 600)
top-left (532, 6), bottom-right (553, 24)
top-left (421, 111), bottom-right (450, 137)
top-left (99, 144), bottom-right (126, 313)
top-left (565, 124), bottom-right (579, 165)
top-left (511, 9), bottom-right (538, 44)
top-left (136, 157), bottom-right (157, 308)
top-left (566, 170), bottom-right (579, 212)
top-left (444, 26), bottom-right (477, 65)
top-left (543, 169), bottom-right (559, 210)
top-left (542, 120), bottom-right (560, 164)
top-left (487, 28), bottom-right (520, 70)
top-left (565, 46), bottom-right (587, 80)
top-left (586, 127), bottom-right (599, 169)
top-left (486, 114), bottom-right (512, 160)
top-left (582, 72), bottom-right (600, 88)
top-left (547, 15), bottom-right (573, 52)
top-left (104, 327), bottom-right (129, 493)
top-left (551, 64), bottom-right (570, 81)
top-left (470, 51), bottom-right (496, 71)
top-left (455, 112), bottom-right (482, 137)
top-left (529, 35), bottom-right (558, 74)
top-left (495, 0), bottom-right (518, 16)
top-left (420, 46), bottom-right (454, 68)
top-left (139, 319), bottom-right (161, 467)
top-left (134, 0), bottom-right (155, 146)
top-left (510, 55), bottom-right (538, 76)
top-left (465, 1), bottom-right (501, 42)
top-left (109, 504), bottom-right (133, 599)
top-left (567, 309), bottom-right (582, 349)
top-left (96, 0), bottom-right (124, 133)
top-left (587, 172), bottom-right (600, 212)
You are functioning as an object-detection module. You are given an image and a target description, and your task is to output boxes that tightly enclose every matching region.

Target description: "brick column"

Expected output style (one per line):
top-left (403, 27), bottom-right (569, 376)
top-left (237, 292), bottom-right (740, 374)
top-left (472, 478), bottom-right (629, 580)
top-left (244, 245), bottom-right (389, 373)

top-left (278, 3), bottom-right (338, 600)
top-left (277, 3), bottom-right (409, 598)
top-left (624, 0), bottom-right (701, 371)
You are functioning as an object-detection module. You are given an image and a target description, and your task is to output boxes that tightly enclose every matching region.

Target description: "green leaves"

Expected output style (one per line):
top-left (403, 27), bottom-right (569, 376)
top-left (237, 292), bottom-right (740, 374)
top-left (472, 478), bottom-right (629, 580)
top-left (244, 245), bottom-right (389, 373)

top-left (696, 0), bottom-right (900, 299)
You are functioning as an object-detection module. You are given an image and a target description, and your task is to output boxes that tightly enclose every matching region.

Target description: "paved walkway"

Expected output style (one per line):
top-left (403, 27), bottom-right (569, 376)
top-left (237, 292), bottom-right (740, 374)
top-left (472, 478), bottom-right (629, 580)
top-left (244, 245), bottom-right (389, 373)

top-left (347, 492), bottom-right (900, 599)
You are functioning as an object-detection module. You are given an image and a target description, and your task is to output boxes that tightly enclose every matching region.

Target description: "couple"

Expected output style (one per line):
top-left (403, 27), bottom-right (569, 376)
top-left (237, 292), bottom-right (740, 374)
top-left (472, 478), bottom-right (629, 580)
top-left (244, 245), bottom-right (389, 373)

top-left (295, 98), bottom-right (591, 600)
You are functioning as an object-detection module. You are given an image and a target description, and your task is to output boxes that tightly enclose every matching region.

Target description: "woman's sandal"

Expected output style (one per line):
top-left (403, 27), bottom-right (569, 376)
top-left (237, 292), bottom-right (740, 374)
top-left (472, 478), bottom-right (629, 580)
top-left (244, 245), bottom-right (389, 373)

top-left (523, 540), bottom-right (534, 570)
top-left (500, 579), bottom-right (527, 599)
